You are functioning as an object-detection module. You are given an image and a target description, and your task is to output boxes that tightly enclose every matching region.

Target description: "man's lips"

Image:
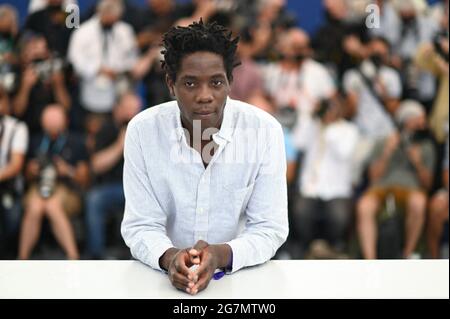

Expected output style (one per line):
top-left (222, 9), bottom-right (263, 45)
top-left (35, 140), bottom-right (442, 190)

top-left (193, 110), bottom-right (215, 118)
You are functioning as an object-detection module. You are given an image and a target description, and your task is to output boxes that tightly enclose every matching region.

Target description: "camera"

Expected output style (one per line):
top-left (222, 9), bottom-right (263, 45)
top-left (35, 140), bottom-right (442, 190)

top-left (433, 31), bottom-right (449, 63)
top-left (0, 56), bottom-right (16, 92)
top-left (401, 128), bottom-right (430, 148)
top-left (37, 154), bottom-right (57, 199)
top-left (315, 99), bottom-right (332, 119)
top-left (32, 57), bottom-right (64, 82)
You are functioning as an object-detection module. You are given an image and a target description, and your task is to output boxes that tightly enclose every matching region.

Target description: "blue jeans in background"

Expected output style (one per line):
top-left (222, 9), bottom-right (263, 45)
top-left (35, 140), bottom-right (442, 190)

top-left (85, 183), bottom-right (125, 259)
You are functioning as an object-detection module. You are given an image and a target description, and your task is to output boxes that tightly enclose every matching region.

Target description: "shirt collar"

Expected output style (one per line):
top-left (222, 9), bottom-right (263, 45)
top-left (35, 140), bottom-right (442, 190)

top-left (174, 98), bottom-right (235, 145)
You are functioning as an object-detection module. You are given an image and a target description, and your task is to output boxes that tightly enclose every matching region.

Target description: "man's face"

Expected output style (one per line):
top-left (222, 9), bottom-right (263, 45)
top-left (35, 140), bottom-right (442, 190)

top-left (166, 51), bottom-right (231, 131)
top-left (41, 106), bottom-right (67, 138)
top-left (404, 113), bottom-right (426, 132)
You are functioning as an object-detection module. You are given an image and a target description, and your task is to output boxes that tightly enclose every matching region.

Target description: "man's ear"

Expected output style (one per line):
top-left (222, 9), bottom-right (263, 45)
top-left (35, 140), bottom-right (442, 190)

top-left (165, 74), bottom-right (176, 97)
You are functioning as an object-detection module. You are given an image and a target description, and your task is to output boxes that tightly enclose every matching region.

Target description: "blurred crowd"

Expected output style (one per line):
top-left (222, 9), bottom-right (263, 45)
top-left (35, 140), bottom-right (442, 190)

top-left (0, 0), bottom-right (448, 260)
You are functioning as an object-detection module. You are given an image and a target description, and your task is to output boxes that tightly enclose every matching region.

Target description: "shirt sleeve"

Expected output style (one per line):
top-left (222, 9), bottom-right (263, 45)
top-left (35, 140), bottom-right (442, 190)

top-left (382, 68), bottom-right (402, 99)
top-left (225, 123), bottom-right (289, 273)
top-left (68, 26), bottom-right (101, 79)
top-left (121, 120), bottom-right (174, 271)
top-left (11, 121), bottom-right (29, 155)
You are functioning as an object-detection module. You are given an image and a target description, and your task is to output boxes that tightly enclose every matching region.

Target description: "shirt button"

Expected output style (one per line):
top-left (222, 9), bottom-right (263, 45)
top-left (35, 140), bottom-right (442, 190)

top-left (198, 208), bottom-right (204, 214)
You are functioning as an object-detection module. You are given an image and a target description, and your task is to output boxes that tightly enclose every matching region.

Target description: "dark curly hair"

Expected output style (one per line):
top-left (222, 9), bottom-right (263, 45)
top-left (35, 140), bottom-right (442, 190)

top-left (161, 19), bottom-right (240, 82)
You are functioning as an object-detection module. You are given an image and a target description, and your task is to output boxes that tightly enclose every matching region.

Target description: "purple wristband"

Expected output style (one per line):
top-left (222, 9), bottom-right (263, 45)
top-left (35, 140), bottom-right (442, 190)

top-left (212, 250), bottom-right (233, 281)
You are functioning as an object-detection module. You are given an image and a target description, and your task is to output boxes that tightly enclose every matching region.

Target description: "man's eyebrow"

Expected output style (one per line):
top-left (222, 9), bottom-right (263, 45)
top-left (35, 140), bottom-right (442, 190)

top-left (180, 74), bottom-right (226, 79)
top-left (210, 74), bottom-right (227, 78)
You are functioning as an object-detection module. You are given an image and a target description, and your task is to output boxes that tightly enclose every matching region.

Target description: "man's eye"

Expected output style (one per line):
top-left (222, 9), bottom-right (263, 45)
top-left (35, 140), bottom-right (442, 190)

top-left (185, 81), bottom-right (195, 88)
top-left (212, 80), bottom-right (223, 86)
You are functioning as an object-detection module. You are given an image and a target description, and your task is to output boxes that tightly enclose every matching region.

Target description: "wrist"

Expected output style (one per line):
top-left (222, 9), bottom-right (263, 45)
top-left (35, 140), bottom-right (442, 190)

top-left (209, 244), bottom-right (232, 270)
top-left (159, 247), bottom-right (180, 271)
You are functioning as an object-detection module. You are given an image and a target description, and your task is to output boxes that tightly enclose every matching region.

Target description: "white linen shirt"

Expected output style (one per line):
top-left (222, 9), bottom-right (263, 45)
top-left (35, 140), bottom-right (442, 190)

top-left (121, 98), bottom-right (289, 273)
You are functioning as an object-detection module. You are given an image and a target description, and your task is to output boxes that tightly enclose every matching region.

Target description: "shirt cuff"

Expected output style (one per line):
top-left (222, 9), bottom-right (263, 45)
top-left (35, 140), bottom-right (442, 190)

top-left (134, 239), bottom-right (173, 272)
top-left (224, 239), bottom-right (246, 273)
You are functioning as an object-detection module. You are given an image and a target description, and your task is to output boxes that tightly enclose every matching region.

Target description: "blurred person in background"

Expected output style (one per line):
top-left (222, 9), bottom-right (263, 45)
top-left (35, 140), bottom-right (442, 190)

top-left (229, 26), bottom-right (271, 113)
top-left (291, 94), bottom-right (359, 258)
top-left (131, 0), bottom-right (183, 108)
top-left (18, 104), bottom-right (89, 260)
top-left (82, 0), bottom-right (142, 33)
top-left (357, 100), bottom-right (436, 259)
top-left (0, 5), bottom-right (19, 94)
top-left (24, 0), bottom-right (75, 58)
top-left (85, 92), bottom-right (141, 259)
top-left (313, 0), bottom-right (370, 81)
top-left (415, 2), bottom-right (448, 145)
top-left (28, 0), bottom-right (77, 15)
top-left (388, 0), bottom-right (439, 109)
top-left (262, 28), bottom-right (336, 131)
top-left (343, 36), bottom-right (402, 186)
top-left (427, 130), bottom-right (449, 258)
top-left (68, 0), bottom-right (138, 122)
top-left (0, 86), bottom-right (28, 258)
top-left (12, 33), bottom-right (71, 135)
top-left (235, 0), bottom-right (297, 61)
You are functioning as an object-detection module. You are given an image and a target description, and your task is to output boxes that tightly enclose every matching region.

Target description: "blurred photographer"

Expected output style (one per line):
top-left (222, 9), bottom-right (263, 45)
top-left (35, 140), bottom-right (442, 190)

top-left (68, 0), bottom-right (138, 115)
top-left (12, 33), bottom-right (70, 135)
top-left (0, 86), bottom-right (28, 258)
top-left (0, 5), bottom-right (19, 95)
top-left (415, 5), bottom-right (449, 145)
top-left (19, 104), bottom-right (89, 260)
top-left (427, 129), bottom-right (449, 258)
top-left (85, 92), bottom-right (141, 259)
top-left (343, 36), bottom-right (402, 186)
top-left (357, 100), bottom-right (436, 259)
top-left (24, 0), bottom-right (75, 57)
top-left (291, 95), bottom-right (359, 258)
top-left (262, 28), bottom-right (335, 129)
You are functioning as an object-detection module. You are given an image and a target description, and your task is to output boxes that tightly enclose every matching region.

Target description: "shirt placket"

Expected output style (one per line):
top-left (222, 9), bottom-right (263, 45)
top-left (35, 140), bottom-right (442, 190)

top-left (193, 135), bottom-right (228, 243)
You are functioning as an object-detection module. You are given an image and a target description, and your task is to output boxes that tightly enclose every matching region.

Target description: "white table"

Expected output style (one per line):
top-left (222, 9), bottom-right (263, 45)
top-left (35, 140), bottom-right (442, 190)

top-left (0, 260), bottom-right (448, 299)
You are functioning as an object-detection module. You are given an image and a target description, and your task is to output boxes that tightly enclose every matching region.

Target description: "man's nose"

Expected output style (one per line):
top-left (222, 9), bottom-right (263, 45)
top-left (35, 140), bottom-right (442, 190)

top-left (196, 84), bottom-right (214, 104)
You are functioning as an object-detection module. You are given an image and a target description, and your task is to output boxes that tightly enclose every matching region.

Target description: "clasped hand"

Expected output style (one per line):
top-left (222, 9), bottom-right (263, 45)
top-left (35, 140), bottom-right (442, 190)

top-left (167, 240), bottom-right (221, 295)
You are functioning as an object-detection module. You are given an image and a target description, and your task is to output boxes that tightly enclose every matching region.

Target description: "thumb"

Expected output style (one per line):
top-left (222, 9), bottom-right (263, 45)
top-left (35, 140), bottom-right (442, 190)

top-left (189, 249), bottom-right (201, 265)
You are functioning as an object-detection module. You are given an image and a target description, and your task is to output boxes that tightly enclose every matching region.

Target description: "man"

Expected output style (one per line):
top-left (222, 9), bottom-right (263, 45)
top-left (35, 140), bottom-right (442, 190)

top-left (292, 95), bottom-right (359, 258)
top-left (24, 0), bottom-right (74, 57)
top-left (13, 33), bottom-right (71, 135)
top-left (343, 36), bottom-right (402, 185)
top-left (68, 0), bottom-right (138, 114)
top-left (121, 20), bottom-right (288, 295)
top-left (427, 132), bottom-right (449, 258)
top-left (85, 92), bottom-right (141, 259)
top-left (0, 86), bottom-right (28, 258)
top-left (262, 27), bottom-right (336, 124)
top-left (357, 100), bottom-right (436, 259)
top-left (19, 104), bottom-right (89, 260)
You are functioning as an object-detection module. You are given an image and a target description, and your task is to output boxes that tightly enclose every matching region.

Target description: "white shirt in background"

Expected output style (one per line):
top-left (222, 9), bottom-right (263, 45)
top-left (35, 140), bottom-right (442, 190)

top-left (68, 16), bottom-right (138, 113)
top-left (293, 115), bottom-right (359, 200)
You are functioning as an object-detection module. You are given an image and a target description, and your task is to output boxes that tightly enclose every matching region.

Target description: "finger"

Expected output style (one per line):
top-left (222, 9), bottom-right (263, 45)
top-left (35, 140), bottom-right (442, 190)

top-left (191, 259), bottom-right (209, 282)
top-left (175, 251), bottom-right (195, 280)
top-left (189, 249), bottom-right (201, 265)
top-left (172, 275), bottom-right (194, 292)
top-left (171, 279), bottom-right (191, 294)
top-left (173, 272), bottom-right (194, 288)
top-left (191, 272), bottom-right (213, 295)
top-left (193, 240), bottom-right (209, 251)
